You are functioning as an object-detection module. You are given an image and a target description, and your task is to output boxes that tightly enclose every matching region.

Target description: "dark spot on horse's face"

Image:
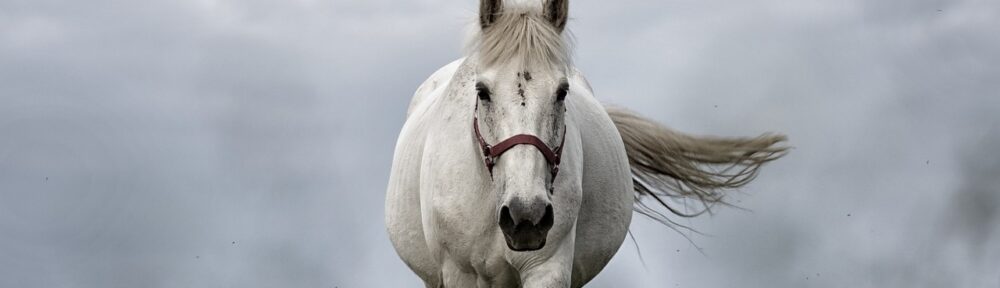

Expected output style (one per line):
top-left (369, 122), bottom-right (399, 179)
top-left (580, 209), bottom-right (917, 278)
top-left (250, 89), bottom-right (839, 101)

top-left (523, 71), bottom-right (532, 81)
top-left (518, 87), bottom-right (526, 105)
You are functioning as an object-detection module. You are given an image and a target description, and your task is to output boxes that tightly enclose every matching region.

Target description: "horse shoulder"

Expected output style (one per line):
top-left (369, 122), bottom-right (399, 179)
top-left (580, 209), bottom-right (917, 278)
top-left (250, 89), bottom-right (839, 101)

top-left (565, 69), bottom-right (635, 287)
top-left (386, 59), bottom-right (467, 286)
top-left (407, 58), bottom-right (466, 117)
top-left (566, 69), bottom-right (621, 148)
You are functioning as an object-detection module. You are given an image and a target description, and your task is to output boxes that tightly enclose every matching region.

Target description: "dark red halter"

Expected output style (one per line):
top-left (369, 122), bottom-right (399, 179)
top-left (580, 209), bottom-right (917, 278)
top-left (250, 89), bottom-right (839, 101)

top-left (473, 105), bottom-right (566, 180)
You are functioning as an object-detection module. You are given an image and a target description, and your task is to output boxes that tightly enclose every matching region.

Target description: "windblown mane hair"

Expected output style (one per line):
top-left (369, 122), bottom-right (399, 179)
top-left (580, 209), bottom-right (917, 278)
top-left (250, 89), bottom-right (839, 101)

top-left (468, 7), bottom-right (570, 69)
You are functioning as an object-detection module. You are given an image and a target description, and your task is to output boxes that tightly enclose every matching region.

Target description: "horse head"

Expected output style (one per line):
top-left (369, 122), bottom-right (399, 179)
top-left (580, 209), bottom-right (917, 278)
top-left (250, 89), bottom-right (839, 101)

top-left (472, 0), bottom-right (571, 252)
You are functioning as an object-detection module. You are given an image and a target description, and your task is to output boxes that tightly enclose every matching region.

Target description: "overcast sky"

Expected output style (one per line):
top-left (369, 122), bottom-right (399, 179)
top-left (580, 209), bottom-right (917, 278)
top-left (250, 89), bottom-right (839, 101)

top-left (1, 0), bottom-right (998, 287)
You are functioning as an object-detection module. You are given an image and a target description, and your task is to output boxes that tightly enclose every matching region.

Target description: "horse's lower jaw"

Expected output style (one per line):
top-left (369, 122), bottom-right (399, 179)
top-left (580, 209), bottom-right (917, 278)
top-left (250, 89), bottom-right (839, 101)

top-left (503, 234), bottom-right (547, 252)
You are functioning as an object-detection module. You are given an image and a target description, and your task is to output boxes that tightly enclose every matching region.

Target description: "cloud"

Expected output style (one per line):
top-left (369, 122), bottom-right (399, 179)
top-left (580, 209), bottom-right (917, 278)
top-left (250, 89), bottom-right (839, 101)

top-left (948, 135), bottom-right (1000, 255)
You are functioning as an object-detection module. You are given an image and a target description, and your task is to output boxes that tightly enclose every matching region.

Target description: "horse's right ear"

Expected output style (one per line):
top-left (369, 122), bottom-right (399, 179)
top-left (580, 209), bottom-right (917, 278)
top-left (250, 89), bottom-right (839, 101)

top-left (480, 0), bottom-right (503, 29)
top-left (544, 0), bottom-right (569, 32)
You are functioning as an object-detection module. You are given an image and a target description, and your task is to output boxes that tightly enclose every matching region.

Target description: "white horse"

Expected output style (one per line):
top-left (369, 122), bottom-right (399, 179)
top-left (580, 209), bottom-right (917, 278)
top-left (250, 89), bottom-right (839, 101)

top-left (385, 1), bottom-right (787, 287)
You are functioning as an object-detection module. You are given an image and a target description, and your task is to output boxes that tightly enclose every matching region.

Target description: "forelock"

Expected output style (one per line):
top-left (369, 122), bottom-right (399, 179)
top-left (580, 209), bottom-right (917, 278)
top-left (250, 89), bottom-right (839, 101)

top-left (467, 7), bottom-right (570, 71)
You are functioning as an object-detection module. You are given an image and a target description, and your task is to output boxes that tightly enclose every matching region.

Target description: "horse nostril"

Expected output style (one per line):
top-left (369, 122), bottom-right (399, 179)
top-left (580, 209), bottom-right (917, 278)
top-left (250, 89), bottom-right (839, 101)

top-left (539, 204), bottom-right (554, 230)
top-left (499, 206), bottom-right (515, 231)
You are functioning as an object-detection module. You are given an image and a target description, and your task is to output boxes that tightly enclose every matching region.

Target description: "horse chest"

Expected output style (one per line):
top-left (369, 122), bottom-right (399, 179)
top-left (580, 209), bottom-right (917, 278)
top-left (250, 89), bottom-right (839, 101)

top-left (426, 193), bottom-right (514, 276)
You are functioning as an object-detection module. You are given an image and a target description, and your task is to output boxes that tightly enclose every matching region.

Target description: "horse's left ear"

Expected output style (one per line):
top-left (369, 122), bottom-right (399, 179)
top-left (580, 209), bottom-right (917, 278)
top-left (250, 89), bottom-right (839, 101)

top-left (544, 0), bottom-right (569, 33)
top-left (480, 0), bottom-right (503, 30)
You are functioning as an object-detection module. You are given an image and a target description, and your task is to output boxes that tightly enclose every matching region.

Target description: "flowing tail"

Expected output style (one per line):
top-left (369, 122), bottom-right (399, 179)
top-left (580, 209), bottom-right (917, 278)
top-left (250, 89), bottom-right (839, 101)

top-left (605, 106), bottom-right (789, 230)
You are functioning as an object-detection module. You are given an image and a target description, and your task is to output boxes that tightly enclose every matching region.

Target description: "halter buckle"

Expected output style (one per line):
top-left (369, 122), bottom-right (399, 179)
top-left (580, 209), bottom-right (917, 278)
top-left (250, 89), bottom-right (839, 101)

top-left (484, 156), bottom-right (495, 168)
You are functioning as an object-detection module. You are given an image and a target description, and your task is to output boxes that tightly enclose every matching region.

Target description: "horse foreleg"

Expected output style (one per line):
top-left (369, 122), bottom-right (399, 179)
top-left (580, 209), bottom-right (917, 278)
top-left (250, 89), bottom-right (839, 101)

top-left (441, 260), bottom-right (478, 288)
top-left (520, 259), bottom-right (573, 287)
top-left (518, 237), bottom-right (575, 288)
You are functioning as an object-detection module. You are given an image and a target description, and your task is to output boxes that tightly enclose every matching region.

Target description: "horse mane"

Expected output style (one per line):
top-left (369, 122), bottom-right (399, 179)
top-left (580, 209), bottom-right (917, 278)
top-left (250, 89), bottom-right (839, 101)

top-left (605, 106), bottom-right (789, 230)
top-left (467, 6), bottom-right (570, 70)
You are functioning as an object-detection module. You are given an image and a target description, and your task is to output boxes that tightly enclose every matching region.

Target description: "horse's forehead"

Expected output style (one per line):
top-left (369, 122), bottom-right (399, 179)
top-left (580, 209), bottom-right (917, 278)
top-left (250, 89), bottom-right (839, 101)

top-left (476, 63), bottom-right (566, 83)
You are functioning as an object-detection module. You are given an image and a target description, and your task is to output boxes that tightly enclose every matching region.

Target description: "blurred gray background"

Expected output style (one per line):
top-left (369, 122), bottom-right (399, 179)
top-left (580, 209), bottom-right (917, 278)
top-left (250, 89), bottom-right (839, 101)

top-left (1, 0), bottom-right (998, 287)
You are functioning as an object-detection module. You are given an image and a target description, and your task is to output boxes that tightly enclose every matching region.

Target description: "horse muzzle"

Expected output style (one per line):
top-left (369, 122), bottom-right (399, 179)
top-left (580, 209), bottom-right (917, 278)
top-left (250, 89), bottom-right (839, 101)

top-left (498, 201), bottom-right (554, 251)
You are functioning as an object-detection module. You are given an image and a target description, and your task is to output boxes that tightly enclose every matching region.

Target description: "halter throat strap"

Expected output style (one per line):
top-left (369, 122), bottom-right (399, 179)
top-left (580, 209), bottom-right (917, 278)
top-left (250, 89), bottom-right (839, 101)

top-left (473, 105), bottom-right (566, 179)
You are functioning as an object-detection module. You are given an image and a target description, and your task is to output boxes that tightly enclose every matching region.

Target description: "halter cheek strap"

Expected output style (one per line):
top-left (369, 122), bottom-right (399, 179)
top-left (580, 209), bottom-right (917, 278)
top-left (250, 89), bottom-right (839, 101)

top-left (473, 105), bottom-right (566, 180)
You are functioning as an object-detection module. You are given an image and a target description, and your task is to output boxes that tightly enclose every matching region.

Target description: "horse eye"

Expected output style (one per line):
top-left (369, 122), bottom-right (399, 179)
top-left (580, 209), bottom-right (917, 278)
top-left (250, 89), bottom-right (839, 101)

top-left (555, 83), bottom-right (569, 102)
top-left (476, 82), bottom-right (491, 102)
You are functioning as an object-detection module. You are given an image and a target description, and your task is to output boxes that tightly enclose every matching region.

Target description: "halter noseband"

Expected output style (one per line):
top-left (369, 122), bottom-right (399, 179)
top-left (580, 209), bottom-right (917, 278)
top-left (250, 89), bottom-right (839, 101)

top-left (473, 105), bottom-right (566, 180)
